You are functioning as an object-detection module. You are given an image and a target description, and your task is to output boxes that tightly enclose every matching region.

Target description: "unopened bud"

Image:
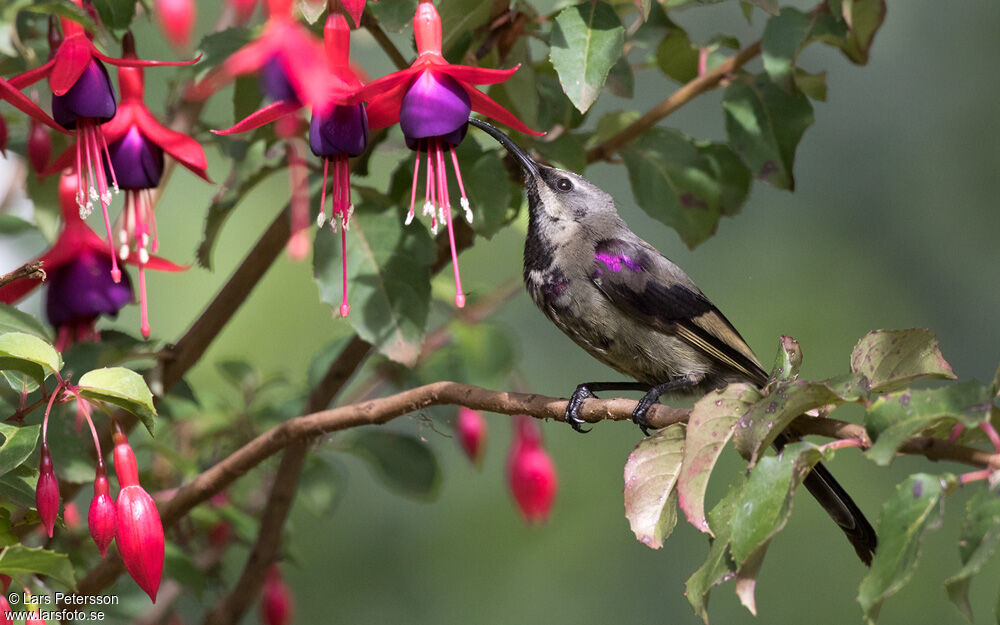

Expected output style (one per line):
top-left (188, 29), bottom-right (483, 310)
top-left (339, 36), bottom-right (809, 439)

top-left (63, 501), bottom-right (81, 530)
top-left (28, 121), bottom-right (51, 175)
top-left (36, 445), bottom-right (60, 538)
top-left (506, 417), bottom-right (557, 523)
top-left (113, 432), bottom-right (164, 601)
top-left (154, 0), bottom-right (195, 48)
top-left (261, 566), bottom-right (294, 625)
top-left (89, 469), bottom-right (116, 557)
top-left (456, 407), bottom-right (486, 464)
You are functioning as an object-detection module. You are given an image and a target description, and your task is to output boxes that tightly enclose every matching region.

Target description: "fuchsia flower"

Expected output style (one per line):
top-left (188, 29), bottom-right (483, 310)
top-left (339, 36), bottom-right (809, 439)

top-left (28, 119), bottom-right (53, 176)
top-left (360, 0), bottom-right (543, 307)
top-left (5, 3), bottom-right (196, 247)
top-left (456, 407), bottom-right (486, 463)
top-left (0, 173), bottom-right (183, 348)
top-left (36, 443), bottom-right (60, 538)
top-left (113, 428), bottom-right (165, 603)
top-left (261, 566), bottom-right (294, 625)
top-left (46, 33), bottom-right (209, 337)
top-left (155, 0), bottom-right (196, 49)
top-left (89, 465), bottom-right (116, 557)
top-left (506, 416), bottom-right (557, 523)
top-left (341, 0), bottom-right (374, 28)
top-left (229, 0), bottom-right (258, 24)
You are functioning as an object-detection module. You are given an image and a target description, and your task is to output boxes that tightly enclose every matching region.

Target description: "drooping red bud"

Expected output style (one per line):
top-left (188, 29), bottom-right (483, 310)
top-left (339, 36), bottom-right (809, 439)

top-left (27, 121), bottom-right (52, 175)
top-left (228, 0), bottom-right (257, 23)
top-left (261, 566), bottom-right (293, 625)
top-left (155, 0), bottom-right (195, 48)
top-left (36, 444), bottom-right (60, 538)
top-left (456, 407), bottom-right (487, 464)
top-left (113, 432), bottom-right (164, 602)
top-left (0, 593), bottom-right (11, 625)
top-left (506, 417), bottom-right (557, 523)
top-left (63, 501), bottom-right (81, 529)
top-left (89, 468), bottom-right (116, 557)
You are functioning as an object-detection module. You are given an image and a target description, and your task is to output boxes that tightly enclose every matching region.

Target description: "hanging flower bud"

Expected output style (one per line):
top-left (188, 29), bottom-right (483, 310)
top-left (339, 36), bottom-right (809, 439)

top-left (89, 467), bottom-right (116, 557)
top-left (63, 501), bottom-right (81, 529)
top-left (0, 593), bottom-right (11, 625)
top-left (261, 566), bottom-right (294, 625)
top-left (506, 417), bottom-right (557, 523)
top-left (36, 444), bottom-right (60, 538)
top-left (113, 431), bottom-right (164, 602)
top-left (155, 0), bottom-right (196, 49)
top-left (208, 491), bottom-right (231, 548)
top-left (456, 407), bottom-right (486, 464)
top-left (228, 0), bottom-right (257, 23)
top-left (27, 120), bottom-right (52, 176)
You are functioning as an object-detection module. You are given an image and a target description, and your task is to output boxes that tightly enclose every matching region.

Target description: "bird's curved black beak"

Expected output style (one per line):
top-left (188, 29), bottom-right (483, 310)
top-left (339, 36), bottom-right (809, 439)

top-left (468, 118), bottom-right (539, 178)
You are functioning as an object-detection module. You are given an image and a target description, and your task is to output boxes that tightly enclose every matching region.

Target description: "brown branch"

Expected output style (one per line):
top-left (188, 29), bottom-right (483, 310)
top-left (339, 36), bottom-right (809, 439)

top-left (0, 261), bottom-right (45, 289)
top-left (361, 12), bottom-right (409, 71)
top-left (584, 40), bottom-right (762, 164)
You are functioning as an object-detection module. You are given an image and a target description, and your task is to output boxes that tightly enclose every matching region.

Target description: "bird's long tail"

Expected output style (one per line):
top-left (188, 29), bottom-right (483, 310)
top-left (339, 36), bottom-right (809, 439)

top-left (774, 432), bottom-right (878, 565)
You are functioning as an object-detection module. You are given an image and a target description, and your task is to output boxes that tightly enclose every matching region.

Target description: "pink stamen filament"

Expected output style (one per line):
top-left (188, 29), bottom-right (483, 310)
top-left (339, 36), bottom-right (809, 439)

top-left (449, 146), bottom-right (472, 223)
top-left (959, 468), bottom-right (995, 485)
top-left (338, 156), bottom-right (350, 317)
top-left (408, 147), bottom-right (421, 225)
top-left (319, 157), bottom-right (330, 228)
top-left (78, 120), bottom-right (121, 283)
top-left (425, 144), bottom-right (436, 232)
top-left (434, 138), bottom-right (465, 308)
top-left (287, 141), bottom-right (309, 260)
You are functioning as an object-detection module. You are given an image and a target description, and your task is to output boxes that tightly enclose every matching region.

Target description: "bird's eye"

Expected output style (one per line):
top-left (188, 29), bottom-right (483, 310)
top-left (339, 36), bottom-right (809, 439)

top-left (556, 177), bottom-right (573, 191)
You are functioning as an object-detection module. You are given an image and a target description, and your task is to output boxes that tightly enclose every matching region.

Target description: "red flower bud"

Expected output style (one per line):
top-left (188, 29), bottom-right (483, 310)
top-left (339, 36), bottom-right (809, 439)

top-left (506, 417), bottom-right (557, 523)
top-left (155, 0), bottom-right (195, 48)
top-left (228, 0), bottom-right (257, 23)
top-left (36, 444), bottom-right (60, 538)
top-left (261, 566), bottom-right (293, 625)
top-left (63, 501), bottom-right (81, 529)
top-left (0, 593), bottom-right (11, 625)
top-left (27, 121), bottom-right (52, 175)
top-left (89, 468), bottom-right (116, 557)
top-left (113, 433), bottom-right (164, 602)
top-left (456, 407), bottom-right (486, 463)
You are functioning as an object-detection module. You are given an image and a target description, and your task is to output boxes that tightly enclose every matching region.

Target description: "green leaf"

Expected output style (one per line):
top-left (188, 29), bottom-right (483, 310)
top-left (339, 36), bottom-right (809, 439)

top-left (533, 132), bottom-right (587, 173)
top-left (585, 110), bottom-right (640, 149)
top-left (850, 329), bottom-right (956, 392)
top-left (439, 0), bottom-right (492, 52)
top-left (655, 22), bottom-right (699, 84)
top-left (945, 491), bottom-right (1000, 620)
top-left (770, 335), bottom-right (802, 380)
top-left (761, 8), bottom-right (845, 84)
top-left (865, 382), bottom-right (995, 466)
top-left (685, 477), bottom-right (743, 623)
top-left (0, 331), bottom-right (62, 386)
top-left (722, 73), bottom-right (814, 190)
top-left (605, 56), bottom-right (634, 98)
top-left (794, 68), bottom-right (828, 101)
top-left (216, 359), bottom-right (259, 392)
top-left (678, 383), bottom-right (760, 533)
top-left (0, 468), bottom-right (37, 509)
top-left (313, 201), bottom-right (435, 367)
top-left (347, 431), bottom-right (441, 499)
top-left (455, 139), bottom-right (513, 238)
top-left (0, 423), bottom-right (40, 479)
top-left (0, 304), bottom-right (50, 340)
top-left (536, 71), bottom-right (587, 131)
top-left (858, 474), bottom-right (948, 624)
top-left (93, 0), bottom-right (135, 31)
top-left (194, 27), bottom-right (256, 74)
top-left (0, 215), bottom-right (36, 235)
top-left (624, 424), bottom-right (685, 549)
top-left (0, 544), bottom-right (76, 590)
top-left (368, 0), bottom-right (419, 32)
top-left (829, 0), bottom-right (887, 64)
top-left (622, 127), bottom-right (752, 249)
top-left (197, 138), bottom-right (285, 269)
top-left (77, 367), bottom-right (157, 436)
top-left (749, 0), bottom-right (778, 15)
top-left (549, 1), bottom-right (626, 113)
top-left (17, 1), bottom-right (96, 33)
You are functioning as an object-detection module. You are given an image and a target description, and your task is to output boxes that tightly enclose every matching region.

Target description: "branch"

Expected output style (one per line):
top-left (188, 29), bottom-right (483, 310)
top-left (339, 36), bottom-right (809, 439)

top-left (584, 40), bottom-right (762, 164)
top-left (361, 13), bottom-right (409, 71)
top-left (0, 261), bottom-right (44, 289)
top-left (72, 381), bottom-right (1000, 598)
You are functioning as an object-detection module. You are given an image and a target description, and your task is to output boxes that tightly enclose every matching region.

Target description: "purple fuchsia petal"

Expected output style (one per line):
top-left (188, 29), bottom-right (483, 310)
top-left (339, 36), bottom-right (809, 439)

top-left (45, 251), bottom-right (133, 328)
top-left (50, 59), bottom-right (117, 128)
top-left (106, 126), bottom-right (165, 189)
top-left (308, 104), bottom-right (369, 157)
top-left (258, 56), bottom-right (300, 105)
top-left (399, 71), bottom-right (471, 148)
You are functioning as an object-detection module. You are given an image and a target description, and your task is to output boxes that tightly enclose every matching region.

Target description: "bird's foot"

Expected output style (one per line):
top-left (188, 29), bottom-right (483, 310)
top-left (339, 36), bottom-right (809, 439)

top-left (565, 384), bottom-right (595, 433)
top-left (631, 394), bottom-right (657, 437)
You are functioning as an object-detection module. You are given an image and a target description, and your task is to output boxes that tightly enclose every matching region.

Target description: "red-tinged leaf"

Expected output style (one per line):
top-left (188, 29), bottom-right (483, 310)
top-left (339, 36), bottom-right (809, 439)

top-left (444, 64), bottom-right (520, 86)
top-left (465, 86), bottom-right (545, 136)
top-left (212, 101), bottom-right (301, 136)
top-left (0, 79), bottom-right (67, 133)
top-left (850, 328), bottom-right (956, 392)
top-left (131, 107), bottom-right (211, 180)
top-left (677, 383), bottom-right (760, 534)
top-left (624, 423), bottom-right (685, 549)
top-left (49, 38), bottom-right (94, 95)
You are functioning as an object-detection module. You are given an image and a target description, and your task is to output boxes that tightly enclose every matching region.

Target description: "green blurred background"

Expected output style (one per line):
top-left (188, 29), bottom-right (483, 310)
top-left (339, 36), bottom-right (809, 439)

top-left (5, 1), bottom-right (1000, 623)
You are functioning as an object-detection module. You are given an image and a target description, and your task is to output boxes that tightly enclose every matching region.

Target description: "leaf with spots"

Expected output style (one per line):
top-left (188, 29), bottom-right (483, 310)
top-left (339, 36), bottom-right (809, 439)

top-left (850, 329), bottom-right (956, 392)
top-left (678, 383), bottom-right (759, 534)
top-left (624, 423), bottom-right (685, 549)
top-left (312, 199), bottom-right (435, 367)
top-left (858, 473), bottom-right (950, 624)
top-left (945, 491), bottom-right (1000, 621)
top-left (622, 127), bottom-right (751, 249)
top-left (865, 381), bottom-right (994, 466)
top-left (685, 477), bottom-right (742, 624)
top-left (770, 335), bottom-right (802, 381)
top-left (549, 1), bottom-right (625, 113)
top-left (762, 8), bottom-right (845, 84)
top-left (722, 73), bottom-right (814, 191)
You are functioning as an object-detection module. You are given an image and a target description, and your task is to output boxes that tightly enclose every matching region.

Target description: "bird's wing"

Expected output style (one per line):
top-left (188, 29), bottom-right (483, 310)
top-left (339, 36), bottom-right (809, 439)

top-left (589, 237), bottom-right (768, 385)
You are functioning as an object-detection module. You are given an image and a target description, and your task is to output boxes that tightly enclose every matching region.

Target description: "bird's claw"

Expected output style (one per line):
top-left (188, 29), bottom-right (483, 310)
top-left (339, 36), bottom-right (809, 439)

top-left (565, 385), bottom-right (595, 433)
top-left (631, 397), bottom-right (655, 437)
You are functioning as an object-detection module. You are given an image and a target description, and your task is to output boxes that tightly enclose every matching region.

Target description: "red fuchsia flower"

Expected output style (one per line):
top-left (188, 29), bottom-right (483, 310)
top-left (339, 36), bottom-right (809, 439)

top-left (261, 566), bottom-right (294, 625)
top-left (359, 0), bottom-right (543, 307)
top-left (340, 0), bottom-right (375, 28)
top-left (228, 0), bottom-right (258, 24)
top-left (28, 119), bottom-right (53, 176)
top-left (63, 500), bottom-right (82, 529)
top-left (5, 6), bottom-right (195, 269)
top-left (155, 0), bottom-right (196, 49)
top-left (36, 443), bottom-right (60, 538)
top-left (456, 407), bottom-right (486, 463)
top-left (112, 427), bottom-right (165, 602)
top-left (46, 33), bottom-right (209, 337)
top-left (89, 465), bottom-right (116, 557)
top-left (0, 593), bottom-right (10, 625)
top-left (506, 416), bottom-right (557, 523)
top-left (0, 173), bottom-right (183, 347)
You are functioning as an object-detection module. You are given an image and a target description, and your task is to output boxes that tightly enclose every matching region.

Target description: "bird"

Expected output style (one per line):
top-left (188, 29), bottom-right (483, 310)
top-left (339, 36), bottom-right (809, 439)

top-left (468, 118), bottom-right (878, 565)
